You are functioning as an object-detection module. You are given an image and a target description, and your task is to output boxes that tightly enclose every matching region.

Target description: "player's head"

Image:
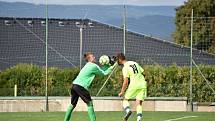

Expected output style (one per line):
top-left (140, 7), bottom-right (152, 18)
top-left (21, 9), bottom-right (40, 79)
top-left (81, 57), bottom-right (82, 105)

top-left (116, 53), bottom-right (126, 65)
top-left (84, 52), bottom-right (96, 63)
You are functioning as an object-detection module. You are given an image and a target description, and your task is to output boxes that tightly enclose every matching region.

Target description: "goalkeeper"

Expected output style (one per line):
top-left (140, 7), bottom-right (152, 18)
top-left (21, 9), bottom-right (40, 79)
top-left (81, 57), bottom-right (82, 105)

top-left (64, 52), bottom-right (115, 121)
top-left (117, 53), bottom-right (147, 121)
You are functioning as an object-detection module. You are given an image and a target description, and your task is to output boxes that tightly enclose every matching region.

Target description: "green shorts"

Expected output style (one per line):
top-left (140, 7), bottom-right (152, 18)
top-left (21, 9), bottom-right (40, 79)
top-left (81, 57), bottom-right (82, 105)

top-left (124, 88), bottom-right (147, 101)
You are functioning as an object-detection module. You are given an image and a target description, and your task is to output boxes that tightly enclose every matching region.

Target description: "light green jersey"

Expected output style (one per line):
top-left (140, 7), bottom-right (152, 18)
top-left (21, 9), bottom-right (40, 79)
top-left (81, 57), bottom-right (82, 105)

top-left (73, 62), bottom-right (111, 90)
top-left (122, 61), bottom-right (146, 90)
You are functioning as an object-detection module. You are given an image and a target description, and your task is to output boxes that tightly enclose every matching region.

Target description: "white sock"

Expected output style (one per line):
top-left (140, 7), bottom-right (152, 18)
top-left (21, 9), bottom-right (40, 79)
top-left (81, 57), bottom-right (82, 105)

top-left (137, 116), bottom-right (141, 121)
top-left (125, 108), bottom-right (130, 114)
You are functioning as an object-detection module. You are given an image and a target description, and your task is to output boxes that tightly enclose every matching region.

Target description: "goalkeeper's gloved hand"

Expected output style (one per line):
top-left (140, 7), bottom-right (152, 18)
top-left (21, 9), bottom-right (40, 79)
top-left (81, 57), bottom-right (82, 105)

top-left (108, 56), bottom-right (117, 66)
top-left (109, 62), bottom-right (118, 70)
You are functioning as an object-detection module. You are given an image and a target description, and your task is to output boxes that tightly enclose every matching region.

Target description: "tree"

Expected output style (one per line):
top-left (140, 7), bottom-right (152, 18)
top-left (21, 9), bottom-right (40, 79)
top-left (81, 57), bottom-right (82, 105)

top-left (173, 0), bottom-right (215, 54)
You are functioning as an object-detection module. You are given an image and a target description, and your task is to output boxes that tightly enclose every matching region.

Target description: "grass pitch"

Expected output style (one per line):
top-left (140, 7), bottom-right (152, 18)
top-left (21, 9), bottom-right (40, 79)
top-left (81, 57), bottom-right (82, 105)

top-left (0, 111), bottom-right (214, 121)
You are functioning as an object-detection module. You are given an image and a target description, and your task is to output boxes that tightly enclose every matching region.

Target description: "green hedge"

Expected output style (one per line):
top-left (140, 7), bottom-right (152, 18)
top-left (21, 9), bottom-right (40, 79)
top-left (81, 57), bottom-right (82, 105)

top-left (0, 63), bottom-right (215, 102)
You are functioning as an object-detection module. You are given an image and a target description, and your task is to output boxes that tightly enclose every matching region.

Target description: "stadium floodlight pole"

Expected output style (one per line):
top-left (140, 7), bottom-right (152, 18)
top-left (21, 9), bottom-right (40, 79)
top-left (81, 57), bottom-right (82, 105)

top-left (76, 20), bottom-right (93, 69)
top-left (80, 27), bottom-right (83, 69)
top-left (189, 9), bottom-right (194, 112)
top-left (123, 4), bottom-right (127, 54)
top-left (45, 0), bottom-right (49, 112)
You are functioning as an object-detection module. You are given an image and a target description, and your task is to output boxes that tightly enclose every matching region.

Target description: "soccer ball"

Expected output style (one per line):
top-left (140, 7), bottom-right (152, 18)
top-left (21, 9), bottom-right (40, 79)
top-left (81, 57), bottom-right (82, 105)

top-left (99, 55), bottom-right (110, 65)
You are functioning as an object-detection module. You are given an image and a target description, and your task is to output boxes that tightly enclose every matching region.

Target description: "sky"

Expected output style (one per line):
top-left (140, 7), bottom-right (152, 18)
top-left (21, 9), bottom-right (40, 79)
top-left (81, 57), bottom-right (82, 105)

top-left (2, 0), bottom-right (187, 6)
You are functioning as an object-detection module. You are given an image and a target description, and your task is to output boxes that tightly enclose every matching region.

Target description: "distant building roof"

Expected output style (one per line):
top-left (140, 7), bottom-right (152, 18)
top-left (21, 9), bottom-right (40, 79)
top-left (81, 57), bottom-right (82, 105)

top-left (0, 17), bottom-right (215, 70)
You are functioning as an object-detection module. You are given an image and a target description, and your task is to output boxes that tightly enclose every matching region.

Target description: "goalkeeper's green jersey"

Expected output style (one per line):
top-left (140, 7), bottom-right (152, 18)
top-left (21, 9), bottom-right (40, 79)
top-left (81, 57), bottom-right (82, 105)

top-left (122, 61), bottom-right (146, 90)
top-left (73, 62), bottom-right (111, 90)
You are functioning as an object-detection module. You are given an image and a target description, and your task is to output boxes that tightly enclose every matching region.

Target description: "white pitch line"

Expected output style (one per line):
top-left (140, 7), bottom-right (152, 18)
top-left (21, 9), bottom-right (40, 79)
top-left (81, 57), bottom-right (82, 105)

top-left (164, 116), bottom-right (198, 121)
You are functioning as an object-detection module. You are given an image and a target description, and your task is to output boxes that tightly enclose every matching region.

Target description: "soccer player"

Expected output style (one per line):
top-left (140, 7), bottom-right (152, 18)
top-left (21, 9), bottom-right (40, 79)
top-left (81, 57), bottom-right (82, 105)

top-left (117, 53), bottom-right (147, 121)
top-left (64, 52), bottom-right (115, 121)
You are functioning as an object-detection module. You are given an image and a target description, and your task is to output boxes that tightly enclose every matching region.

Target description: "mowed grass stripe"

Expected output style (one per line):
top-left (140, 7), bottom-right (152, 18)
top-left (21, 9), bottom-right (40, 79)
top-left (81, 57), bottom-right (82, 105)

top-left (0, 112), bottom-right (214, 121)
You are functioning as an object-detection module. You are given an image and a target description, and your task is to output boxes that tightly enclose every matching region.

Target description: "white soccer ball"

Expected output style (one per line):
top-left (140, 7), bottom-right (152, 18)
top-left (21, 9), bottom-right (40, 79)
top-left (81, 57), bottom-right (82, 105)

top-left (99, 55), bottom-right (110, 65)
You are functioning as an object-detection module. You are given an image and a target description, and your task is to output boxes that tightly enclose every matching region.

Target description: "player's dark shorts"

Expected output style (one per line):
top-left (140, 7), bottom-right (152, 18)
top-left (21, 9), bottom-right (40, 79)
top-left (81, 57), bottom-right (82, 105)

top-left (71, 84), bottom-right (92, 106)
